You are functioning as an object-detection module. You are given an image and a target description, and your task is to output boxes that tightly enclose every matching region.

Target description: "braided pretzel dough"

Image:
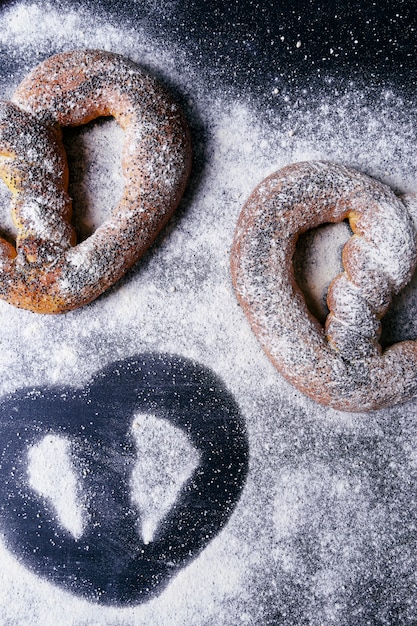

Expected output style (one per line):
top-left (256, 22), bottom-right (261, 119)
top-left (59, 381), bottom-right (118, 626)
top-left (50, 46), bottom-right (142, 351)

top-left (3, 49), bottom-right (191, 313)
top-left (0, 101), bottom-right (75, 305)
top-left (231, 161), bottom-right (417, 412)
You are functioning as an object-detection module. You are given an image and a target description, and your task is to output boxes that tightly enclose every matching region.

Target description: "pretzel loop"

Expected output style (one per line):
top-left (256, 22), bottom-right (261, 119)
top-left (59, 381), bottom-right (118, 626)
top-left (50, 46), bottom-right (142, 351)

top-left (0, 50), bottom-right (191, 313)
top-left (231, 161), bottom-right (417, 411)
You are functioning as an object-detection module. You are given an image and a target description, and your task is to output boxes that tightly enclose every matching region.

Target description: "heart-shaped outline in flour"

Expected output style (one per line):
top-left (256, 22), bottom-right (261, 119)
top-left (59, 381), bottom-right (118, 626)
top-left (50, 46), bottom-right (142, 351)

top-left (0, 354), bottom-right (248, 605)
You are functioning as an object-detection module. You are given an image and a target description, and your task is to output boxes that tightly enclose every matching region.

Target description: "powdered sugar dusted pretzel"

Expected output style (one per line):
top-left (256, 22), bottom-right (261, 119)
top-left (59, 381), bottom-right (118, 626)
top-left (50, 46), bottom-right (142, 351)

top-left (0, 101), bottom-right (75, 309)
top-left (231, 161), bottom-right (417, 412)
top-left (6, 49), bottom-right (191, 313)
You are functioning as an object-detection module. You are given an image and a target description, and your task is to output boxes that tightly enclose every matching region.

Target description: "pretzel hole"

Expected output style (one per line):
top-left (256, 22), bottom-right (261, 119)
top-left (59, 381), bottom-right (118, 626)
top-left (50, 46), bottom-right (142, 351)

top-left (0, 175), bottom-right (17, 246)
top-left (294, 220), bottom-right (417, 347)
top-left (380, 268), bottom-right (417, 347)
top-left (63, 116), bottom-right (124, 243)
top-left (293, 221), bottom-right (351, 324)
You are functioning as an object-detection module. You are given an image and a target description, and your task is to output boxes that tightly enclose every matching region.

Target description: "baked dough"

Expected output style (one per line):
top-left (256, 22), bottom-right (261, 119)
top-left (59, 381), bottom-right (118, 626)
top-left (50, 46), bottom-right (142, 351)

top-left (231, 161), bottom-right (417, 411)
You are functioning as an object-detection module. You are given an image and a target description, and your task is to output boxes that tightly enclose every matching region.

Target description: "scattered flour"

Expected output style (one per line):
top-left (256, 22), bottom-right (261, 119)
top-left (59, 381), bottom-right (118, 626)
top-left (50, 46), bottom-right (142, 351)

top-left (0, 1), bottom-right (417, 625)
top-left (28, 435), bottom-right (86, 539)
top-left (130, 413), bottom-right (200, 545)
top-left (63, 119), bottom-right (125, 241)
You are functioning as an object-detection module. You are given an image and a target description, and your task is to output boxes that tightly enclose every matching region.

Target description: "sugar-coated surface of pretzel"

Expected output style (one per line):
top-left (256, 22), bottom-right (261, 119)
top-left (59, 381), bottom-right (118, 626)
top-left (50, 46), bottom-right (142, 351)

top-left (4, 49), bottom-right (191, 313)
top-left (231, 161), bottom-right (417, 412)
top-left (0, 101), bottom-right (75, 307)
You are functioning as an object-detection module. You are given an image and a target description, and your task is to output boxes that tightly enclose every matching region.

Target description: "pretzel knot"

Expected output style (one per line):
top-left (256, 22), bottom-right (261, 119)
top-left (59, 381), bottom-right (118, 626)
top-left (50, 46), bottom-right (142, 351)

top-left (0, 50), bottom-right (191, 313)
top-left (231, 161), bottom-right (417, 412)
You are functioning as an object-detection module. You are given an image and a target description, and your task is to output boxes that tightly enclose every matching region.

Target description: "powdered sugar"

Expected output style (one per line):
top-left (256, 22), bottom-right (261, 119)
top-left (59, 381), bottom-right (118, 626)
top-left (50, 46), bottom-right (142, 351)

top-left (130, 413), bottom-right (200, 544)
top-left (5, 49), bottom-right (192, 312)
top-left (27, 434), bottom-right (86, 539)
top-left (0, 1), bottom-right (417, 625)
top-left (63, 118), bottom-right (125, 240)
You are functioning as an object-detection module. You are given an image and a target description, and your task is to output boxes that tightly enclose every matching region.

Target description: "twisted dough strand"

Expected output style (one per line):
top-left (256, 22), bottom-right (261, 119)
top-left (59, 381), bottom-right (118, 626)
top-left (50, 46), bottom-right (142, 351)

top-left (231, 161), bottom-right (417, 411)
top-left (326, 183), bottom-right (417, 360)
top-left (0, 101), bottom-right (74, 261)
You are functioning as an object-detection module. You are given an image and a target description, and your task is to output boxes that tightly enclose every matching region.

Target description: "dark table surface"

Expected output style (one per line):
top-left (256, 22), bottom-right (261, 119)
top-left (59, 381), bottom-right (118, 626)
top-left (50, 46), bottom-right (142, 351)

top-left (1, 1), bottom-right (417, 625)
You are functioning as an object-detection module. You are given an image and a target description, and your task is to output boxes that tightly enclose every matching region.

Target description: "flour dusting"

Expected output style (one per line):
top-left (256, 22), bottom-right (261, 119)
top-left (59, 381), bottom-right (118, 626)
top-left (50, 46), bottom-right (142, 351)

top-left (64, 119), bottom-right (124, 241)
top-left (0, 1), bottom-right (417, 625)
top-left (28, 435), bottom-right (85, 539)
top-left (130, 413), bottom-right (200, 544)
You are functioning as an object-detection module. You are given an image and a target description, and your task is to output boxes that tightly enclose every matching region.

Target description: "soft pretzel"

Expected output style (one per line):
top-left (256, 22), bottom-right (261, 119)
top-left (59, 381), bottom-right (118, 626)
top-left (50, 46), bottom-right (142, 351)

top-left (2, 49), bottom-right (191, 313)
top-left (231, 161), bottom-right (417, 412)
top-left (0, 100), bottom-right (75, 307)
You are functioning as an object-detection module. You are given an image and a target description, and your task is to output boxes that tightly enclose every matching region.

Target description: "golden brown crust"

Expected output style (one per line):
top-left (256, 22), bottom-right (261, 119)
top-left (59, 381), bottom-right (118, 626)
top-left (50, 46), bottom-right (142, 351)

top-left (231, 161), bottom-right (417, 412)
top-left (0, 49), bottom-right (191, 313)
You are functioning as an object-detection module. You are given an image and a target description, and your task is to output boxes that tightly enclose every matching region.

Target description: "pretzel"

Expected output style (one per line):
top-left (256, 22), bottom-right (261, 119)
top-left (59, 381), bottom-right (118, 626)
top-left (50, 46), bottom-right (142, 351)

top-left (1, 49), bottom-right (191, 313)
top-left (231, 161), bottom-right (417, 412)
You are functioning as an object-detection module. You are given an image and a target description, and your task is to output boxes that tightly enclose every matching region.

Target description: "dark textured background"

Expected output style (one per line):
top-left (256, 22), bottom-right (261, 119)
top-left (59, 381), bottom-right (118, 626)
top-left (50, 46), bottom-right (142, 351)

top-left (1, 2), bottom-right (417, 624)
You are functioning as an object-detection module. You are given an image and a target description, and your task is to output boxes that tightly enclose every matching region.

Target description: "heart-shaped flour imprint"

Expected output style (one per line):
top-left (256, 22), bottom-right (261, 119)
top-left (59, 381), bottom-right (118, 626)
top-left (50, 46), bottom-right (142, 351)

top-left (0, 354), bottom-right (248, 605)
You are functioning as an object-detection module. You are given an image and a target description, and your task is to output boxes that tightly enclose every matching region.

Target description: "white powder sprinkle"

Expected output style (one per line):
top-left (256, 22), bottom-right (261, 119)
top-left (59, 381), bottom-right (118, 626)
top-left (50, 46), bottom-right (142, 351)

top-left (130, 413), bottom-right (200, 545)
top-left (0, 1), bottom-right (417, 625)
top-left (27, 435), bottom-right (85, 539)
